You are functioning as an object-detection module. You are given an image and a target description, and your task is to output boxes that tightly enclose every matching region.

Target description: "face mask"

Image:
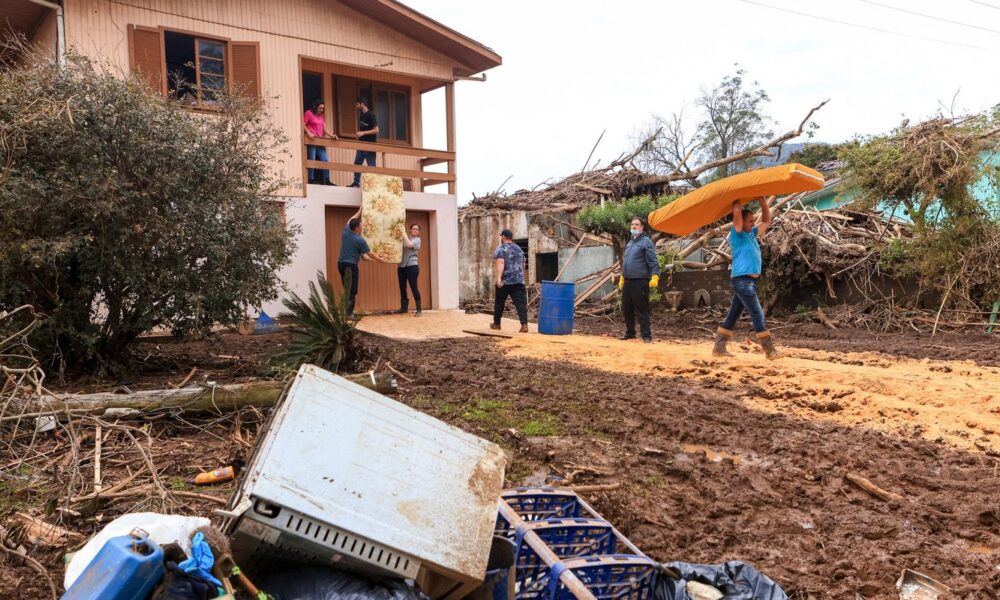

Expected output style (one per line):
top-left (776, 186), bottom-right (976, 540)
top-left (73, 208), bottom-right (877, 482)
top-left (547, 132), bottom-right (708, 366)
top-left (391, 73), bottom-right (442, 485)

top-left (630, 228), bottom-right (641, 237)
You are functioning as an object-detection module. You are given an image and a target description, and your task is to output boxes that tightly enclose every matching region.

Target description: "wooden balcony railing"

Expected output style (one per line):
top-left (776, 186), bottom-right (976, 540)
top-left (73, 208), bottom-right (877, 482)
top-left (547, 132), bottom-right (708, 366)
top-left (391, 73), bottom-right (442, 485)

top-left (304, 137), bottom-right (456, 193)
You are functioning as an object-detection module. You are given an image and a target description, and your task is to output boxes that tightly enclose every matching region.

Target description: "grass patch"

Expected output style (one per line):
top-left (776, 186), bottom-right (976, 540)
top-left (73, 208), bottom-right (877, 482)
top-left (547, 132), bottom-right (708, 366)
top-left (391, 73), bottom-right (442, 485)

top-left (463, 398), bottom-right (512, 426)
top-left (520, 414), bottom-right (562, 437)
top-left (169, 477), bottom-right (193, 491)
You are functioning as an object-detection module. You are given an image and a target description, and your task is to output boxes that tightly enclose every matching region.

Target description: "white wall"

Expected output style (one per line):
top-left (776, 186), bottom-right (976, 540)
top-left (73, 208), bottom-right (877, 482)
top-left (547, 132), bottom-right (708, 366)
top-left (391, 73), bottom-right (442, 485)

top-left (262, 186), bottom-right (459, 316)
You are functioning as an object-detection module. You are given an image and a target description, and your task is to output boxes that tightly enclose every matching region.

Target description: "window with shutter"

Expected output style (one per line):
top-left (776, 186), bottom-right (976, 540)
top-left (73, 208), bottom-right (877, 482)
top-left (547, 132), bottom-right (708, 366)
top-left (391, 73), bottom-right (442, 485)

top-left (335, 76), bottom-right (359, 136)
top-left (230, 42), bottom-right (260, 98)
top-left (128, 25), bottom-right (165, 94)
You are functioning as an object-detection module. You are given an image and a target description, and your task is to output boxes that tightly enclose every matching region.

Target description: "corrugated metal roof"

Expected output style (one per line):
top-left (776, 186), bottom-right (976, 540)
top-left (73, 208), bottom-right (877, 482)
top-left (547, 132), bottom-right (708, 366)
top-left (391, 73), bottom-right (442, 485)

top-left (337, 0), bottom-right (502, 76)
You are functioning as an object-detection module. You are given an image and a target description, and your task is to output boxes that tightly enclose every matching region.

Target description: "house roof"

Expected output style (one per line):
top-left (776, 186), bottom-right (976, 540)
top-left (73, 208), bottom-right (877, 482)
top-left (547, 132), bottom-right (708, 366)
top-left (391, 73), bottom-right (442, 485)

top-left (338, 0), bottom-right (502, 76)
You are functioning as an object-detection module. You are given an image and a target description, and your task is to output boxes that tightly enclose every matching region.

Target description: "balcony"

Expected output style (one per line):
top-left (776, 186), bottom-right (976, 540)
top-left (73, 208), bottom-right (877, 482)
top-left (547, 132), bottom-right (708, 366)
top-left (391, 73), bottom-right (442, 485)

top-left (303, 137), bottom-right (455, 194)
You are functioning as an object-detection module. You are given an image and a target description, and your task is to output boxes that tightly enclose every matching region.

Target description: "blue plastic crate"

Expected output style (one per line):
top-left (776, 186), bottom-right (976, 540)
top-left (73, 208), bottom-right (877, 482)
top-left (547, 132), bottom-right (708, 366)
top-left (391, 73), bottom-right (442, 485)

top-left (546, 555), bottom-right (659, 600)
top-left (496, 488), bottom-right (598, 537)
top-left (511, 519), bottom-right (621, 600)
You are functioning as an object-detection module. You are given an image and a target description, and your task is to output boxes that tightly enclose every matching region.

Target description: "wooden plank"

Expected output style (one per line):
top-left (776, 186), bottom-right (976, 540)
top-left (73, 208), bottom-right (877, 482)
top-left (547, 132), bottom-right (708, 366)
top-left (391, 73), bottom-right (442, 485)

top-left (420, 157), bottom-right (449, 167)
top-left (555, 234), bottom-right (588, 282)
top-left (445, 82), bottom-right (456, 195)
top-left (305, 136), bottom-right (454, 160)
top-left (462, 328), bottom-right (514, 338)
top-left (304, 160), bottom-right (456, 182)
top-left (574, 265), bottom-right (618, 308)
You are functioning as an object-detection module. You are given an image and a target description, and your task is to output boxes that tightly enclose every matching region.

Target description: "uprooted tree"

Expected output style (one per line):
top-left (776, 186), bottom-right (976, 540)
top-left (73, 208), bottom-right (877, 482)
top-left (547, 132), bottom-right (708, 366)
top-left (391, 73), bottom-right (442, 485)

top-left (0, 53), bottom-right (296, 375)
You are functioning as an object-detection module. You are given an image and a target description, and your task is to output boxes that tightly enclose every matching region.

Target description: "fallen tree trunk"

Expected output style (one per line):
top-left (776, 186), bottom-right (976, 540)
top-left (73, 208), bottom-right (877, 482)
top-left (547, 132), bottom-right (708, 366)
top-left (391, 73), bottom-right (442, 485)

top-left (7, 372), bottom-right (397, 421)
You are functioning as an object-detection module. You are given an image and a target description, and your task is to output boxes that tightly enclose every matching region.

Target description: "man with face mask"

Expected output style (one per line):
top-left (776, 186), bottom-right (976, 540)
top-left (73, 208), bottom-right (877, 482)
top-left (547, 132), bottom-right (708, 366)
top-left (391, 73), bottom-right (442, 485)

top-left (618, 217), bottom-right (660, 343)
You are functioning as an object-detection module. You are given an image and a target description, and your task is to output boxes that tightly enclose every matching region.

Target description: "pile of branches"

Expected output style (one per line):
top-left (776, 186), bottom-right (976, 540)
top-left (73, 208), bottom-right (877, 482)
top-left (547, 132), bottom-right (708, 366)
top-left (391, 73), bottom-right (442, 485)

top-left (461, 165), bottom-right (650, 218)
top-left (763, 203), bottom-right (913, 299)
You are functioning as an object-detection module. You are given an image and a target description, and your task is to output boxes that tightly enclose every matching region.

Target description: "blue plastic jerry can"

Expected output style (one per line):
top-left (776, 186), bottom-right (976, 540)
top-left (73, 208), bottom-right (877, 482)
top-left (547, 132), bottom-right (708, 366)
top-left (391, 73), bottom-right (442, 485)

top-left (62, 529), bottom-right (165, 600)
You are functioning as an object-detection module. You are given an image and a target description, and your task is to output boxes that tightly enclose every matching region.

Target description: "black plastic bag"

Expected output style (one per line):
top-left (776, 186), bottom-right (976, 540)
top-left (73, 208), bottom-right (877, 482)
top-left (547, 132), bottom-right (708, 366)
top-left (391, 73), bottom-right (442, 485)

top-left (261, 566), bottom-right (428, 600)
top-left (655, 560), bottom-right (788, 600)
top-left (151, 561), bottom-right (217, 600)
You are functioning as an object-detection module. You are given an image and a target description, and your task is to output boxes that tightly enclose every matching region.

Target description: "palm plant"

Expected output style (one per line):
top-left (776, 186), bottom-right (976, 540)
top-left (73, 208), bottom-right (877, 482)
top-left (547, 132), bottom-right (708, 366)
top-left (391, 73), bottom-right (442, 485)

top-left (280, 271), bottom-right (355, 371)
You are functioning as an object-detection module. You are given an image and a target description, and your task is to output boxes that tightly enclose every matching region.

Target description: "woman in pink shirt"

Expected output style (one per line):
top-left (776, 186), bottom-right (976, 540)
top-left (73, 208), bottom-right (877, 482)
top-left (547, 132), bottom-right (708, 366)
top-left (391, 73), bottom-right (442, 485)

top-left (304, 100), bottom-right (336, 185)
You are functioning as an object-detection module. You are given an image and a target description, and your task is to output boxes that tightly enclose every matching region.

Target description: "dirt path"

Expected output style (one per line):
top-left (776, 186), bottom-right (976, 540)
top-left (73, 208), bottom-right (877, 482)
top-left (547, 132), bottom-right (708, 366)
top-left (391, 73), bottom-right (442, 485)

top-left (500, 333), bottom-right (1000, 454)
top-left (369, 336), bottom-right (1000, 598)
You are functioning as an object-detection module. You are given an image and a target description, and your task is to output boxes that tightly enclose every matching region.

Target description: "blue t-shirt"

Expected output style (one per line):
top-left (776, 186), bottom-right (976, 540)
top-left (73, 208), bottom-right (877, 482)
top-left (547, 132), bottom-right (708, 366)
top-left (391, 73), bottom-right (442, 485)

top-left (493, 242), bottom-right (525, 285)
top-left (729, 226), bottom-right (761, 277)
top-left (338, 225), bottom-right (371, 264)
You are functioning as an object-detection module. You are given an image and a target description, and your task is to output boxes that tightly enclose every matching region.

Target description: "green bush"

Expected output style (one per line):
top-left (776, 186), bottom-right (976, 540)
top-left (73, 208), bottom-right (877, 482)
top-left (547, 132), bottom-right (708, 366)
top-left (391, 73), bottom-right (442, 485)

top-left (577, 195), bottom-right (677, 259)
top-left (0, 54), bottom-right (295, 374)
top-left (280, 272), bottom-right (356, 372)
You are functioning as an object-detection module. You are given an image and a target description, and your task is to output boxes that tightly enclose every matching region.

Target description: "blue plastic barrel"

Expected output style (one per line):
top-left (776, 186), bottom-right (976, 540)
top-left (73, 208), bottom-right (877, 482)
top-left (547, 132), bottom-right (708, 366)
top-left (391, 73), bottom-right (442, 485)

top-left (62, 531), bottom-right (165, 600)
top-left (538, 281), bottom-right (575, 335)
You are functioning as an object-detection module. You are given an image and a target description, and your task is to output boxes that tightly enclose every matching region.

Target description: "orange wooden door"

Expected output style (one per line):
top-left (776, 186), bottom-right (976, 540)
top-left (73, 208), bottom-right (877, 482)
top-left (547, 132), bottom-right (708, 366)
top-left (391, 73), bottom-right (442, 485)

top-left (325, 207), bottom-right (432, 312)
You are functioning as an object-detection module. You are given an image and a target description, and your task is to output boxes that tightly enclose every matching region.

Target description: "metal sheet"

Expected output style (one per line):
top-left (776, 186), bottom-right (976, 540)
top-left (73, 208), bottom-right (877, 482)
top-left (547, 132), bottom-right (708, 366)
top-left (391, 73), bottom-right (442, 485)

top-left (235, 364), bottom-right (506, 581)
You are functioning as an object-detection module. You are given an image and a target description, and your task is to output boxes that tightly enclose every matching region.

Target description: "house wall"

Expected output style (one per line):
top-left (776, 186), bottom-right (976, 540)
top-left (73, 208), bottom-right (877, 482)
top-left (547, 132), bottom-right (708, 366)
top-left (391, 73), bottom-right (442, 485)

top-left (27, 8), bottom-right (57, 62)
top-left (62, 0), bottom-right (457, 197)
top-left (264, 187), bottom-right (459, 315)
top-left (558, 246), bottom-right (615, 298)
top-left (60, 0), bottom-right (465, 315)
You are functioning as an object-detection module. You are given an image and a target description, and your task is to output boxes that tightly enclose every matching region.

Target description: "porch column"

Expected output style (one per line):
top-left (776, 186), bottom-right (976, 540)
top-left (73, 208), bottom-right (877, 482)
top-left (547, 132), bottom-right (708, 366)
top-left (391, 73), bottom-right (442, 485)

top-left (445, 82), bottom-right (456, 195)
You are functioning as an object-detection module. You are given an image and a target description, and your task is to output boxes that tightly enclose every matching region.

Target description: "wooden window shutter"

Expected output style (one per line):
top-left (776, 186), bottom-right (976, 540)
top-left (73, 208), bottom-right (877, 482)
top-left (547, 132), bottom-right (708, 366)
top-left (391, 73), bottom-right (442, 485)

top-left (229, 41), bottom-right (261, 98)
top-left (128, 25), bottom-right (165, 94)
top-left (335, 76), bottom-right (358, 136)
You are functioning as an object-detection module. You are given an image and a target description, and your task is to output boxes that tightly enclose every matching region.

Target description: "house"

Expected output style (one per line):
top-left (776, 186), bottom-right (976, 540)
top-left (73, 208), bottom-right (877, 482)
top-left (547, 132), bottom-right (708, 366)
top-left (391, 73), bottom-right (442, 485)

top-left (1, 0), bottom-right (501, 314)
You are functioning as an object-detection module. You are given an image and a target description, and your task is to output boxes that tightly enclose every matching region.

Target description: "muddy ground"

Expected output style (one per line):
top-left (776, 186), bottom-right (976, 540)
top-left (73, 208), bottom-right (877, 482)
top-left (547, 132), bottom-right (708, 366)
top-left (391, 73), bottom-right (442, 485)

top-left (2, 315), bottom-right (999, 599)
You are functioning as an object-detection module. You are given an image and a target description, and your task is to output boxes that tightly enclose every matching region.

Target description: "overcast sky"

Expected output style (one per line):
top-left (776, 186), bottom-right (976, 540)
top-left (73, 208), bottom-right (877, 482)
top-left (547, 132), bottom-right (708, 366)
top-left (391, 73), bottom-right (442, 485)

top-left (408, 0), bottom-right (1000, 203)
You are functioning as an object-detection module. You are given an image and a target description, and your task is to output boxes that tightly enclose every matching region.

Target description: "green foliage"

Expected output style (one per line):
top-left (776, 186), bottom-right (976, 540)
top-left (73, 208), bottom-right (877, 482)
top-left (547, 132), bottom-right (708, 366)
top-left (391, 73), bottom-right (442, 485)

top-left (0, 54), bottom-right (295, 374)
top-left (577, 195), bottom-right (676, 259)
top-left (280, 271), bottom-right (356, 372)
top-left (697, 65), bottom-right (776, 178)
top-left (786, 143), bottom-right (842, 169)
top-left (839, 115), bottom-right (997, 230)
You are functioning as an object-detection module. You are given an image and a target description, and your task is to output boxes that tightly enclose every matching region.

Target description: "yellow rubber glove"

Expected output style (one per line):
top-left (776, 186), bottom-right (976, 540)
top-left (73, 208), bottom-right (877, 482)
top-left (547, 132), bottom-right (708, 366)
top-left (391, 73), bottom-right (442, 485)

top-left (649, 274), bottom-right (660, 289)
top-left (618, 275), bottom-right (624, 290)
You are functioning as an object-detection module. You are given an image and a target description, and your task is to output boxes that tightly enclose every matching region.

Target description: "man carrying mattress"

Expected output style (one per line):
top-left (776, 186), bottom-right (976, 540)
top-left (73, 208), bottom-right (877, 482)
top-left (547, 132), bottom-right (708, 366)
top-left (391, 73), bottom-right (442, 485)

top-left (713, 199), bottom-right (782, 360)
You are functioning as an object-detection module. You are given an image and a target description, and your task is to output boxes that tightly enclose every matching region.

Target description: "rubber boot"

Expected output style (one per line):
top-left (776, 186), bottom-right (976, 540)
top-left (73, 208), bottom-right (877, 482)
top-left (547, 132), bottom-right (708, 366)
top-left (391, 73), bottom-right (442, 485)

top-left (414, 300), bottom-right (422, 317)
top-left (712, 327), bottom-right (734, 357)
top-left (394, 298), bottom-right (408, 314)
top-left (757, 331), bottom-right (783, 360)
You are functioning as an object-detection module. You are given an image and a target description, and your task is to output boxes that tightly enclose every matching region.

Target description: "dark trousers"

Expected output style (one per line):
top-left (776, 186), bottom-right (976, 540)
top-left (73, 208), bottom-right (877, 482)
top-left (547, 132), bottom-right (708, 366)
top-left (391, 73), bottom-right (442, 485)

top-left (337, 261), bottom-right (359, 314)
top-left (352, 150), bottom-right (376, 186)
top-left (397, 265), bottom-right (421, 308)
top-left (622, 278), bottom-right (652, 339)
top-left (494, 283), bottom-right (528, 325)
top-left (722, 275), bottom-right (767, 332)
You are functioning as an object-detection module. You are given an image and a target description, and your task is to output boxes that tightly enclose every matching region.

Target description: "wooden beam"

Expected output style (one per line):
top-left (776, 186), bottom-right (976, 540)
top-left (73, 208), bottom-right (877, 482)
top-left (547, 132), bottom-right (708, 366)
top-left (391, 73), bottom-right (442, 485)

top-left (445, 82), bottom-right (456, 195)
top-left (304, 136), bottom-right (455, 160)
top-left (555, 234), bottom-right (588, 282)
top-left (574, 265), bottom-right (618, 308)
top-left (420, 157), bottom-right (450, 167)
top-left (304, 161), bottom-right (456, 183)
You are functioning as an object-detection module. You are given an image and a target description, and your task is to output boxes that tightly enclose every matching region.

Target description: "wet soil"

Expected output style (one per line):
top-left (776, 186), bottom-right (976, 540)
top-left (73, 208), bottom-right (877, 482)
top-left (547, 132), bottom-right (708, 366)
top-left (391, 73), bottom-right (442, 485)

top-left (4, 320), bottom-right (1000, 599)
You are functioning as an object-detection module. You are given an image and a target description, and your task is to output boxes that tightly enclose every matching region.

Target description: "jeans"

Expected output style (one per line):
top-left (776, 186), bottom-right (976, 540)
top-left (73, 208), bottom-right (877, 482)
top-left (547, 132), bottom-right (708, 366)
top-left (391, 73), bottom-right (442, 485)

top-left (397, 265), bottom-right (421, 308)
top-left (337, 261), bottom-right (359, 315)
top-left (494, 283), bottom-right (528, 325)
top-left (352, 150), bottom-right (377, 186)
top-left (307, 145), bottom-right (329, 182)
top-left (722, 275), bottom-right (767, 332)
top-left (622, 278), bottom-right (652, 339)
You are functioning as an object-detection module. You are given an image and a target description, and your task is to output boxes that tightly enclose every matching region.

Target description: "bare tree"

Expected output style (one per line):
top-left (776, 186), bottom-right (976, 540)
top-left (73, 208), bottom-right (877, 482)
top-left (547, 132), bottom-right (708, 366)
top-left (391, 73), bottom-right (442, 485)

top-left (632, 106), bottom-right (699, 176)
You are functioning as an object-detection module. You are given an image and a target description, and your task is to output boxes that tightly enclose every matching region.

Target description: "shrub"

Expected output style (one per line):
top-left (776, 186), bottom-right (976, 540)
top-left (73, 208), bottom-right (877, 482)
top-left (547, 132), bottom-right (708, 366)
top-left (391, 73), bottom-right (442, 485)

top-left (0, 53), bottom-right (295, 374)
top-left (280, 272), bottom-right (356, 372)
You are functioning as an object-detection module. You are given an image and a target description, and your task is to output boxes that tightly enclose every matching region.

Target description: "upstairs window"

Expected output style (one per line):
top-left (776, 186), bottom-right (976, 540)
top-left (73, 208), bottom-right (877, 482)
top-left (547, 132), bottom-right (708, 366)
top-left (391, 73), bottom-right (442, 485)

top-left (129, 25), bottom-right (260, 101)
top-left (165, 31), bottom-right (226, 104)
top-left (335, 77), bottom-right (411, 144)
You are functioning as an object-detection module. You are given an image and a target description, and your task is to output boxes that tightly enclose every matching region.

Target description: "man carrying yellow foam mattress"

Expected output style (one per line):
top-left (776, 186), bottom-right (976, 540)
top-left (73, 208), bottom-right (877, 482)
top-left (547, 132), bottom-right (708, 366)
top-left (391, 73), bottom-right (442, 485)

top-left (713, 199), bottom-right (781, 360)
